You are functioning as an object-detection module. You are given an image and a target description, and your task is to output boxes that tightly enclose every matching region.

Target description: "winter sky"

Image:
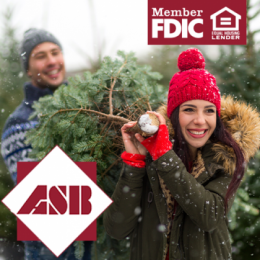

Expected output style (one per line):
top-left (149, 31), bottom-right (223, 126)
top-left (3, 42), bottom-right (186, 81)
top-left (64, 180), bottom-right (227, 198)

top-left (0, 0), bottom-right (152, 71)
top-left (1, 0), bottom-right (260, 72)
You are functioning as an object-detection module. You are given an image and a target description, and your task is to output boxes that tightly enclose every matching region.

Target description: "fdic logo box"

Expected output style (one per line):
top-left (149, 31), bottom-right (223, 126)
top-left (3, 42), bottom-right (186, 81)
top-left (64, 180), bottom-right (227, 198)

top-left (148, 0), bottom-right (246, 45)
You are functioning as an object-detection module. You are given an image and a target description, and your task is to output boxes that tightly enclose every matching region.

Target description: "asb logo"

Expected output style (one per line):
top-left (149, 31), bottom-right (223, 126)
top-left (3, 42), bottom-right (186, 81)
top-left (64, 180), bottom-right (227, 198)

top-left (17, 185), bottom-right (92, 215)
top-left (148, 0), bottom-right (246, 45)
top-left (2, 146), bottom-right (113, 257)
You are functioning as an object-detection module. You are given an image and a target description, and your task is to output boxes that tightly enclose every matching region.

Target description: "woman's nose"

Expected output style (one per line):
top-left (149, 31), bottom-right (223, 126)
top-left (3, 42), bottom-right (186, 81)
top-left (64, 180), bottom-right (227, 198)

top-left (194, 112), bottom-right (206, 124)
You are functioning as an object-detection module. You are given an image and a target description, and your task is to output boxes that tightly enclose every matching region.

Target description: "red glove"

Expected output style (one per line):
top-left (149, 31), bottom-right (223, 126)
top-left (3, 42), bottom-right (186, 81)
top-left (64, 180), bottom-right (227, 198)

top-left (141, 124), bottom-right (172, 160)
top-left (121, 151), bottom-right (146, 168)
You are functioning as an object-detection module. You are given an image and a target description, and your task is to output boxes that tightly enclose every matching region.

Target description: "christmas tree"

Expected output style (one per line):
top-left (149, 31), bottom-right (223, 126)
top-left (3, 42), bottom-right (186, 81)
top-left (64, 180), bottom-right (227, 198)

top-left (26, 51), bottom-right (164, 259)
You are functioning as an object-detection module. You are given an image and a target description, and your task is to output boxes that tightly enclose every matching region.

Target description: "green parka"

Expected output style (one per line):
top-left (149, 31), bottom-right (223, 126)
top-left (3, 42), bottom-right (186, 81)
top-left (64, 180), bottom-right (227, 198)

top-left (103, 96), bottom-right (260, 260)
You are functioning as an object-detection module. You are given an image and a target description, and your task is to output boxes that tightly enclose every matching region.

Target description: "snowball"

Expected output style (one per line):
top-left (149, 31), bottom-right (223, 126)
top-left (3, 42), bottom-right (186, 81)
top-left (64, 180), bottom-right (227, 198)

top-left (138, 114), bottom-right (158, 134)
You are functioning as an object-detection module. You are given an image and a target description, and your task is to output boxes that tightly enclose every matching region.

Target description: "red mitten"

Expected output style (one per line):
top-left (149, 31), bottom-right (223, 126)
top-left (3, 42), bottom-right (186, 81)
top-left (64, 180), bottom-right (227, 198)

top-left (121, 151), bottom-right (146, 168)
top-left (141, 124), bottom-right (172, 160)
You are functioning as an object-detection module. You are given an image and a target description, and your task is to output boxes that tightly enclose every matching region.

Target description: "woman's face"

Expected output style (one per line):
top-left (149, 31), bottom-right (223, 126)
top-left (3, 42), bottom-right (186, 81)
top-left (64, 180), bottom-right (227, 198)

top-left (179, 100), bottom-right (217, 153)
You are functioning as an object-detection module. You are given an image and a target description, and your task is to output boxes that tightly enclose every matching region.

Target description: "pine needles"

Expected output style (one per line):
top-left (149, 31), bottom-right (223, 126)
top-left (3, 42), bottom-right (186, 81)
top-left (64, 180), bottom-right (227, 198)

top-left (25, 51), bottom-right (165, 259)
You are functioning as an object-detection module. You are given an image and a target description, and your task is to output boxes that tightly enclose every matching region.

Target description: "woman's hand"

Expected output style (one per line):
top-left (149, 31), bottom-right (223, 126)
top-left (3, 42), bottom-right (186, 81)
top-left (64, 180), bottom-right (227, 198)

top-left (121, 121), bottom-right (147, 155)
top-left (146, 111), bottom-right (166, 125)
top-left (141, 111), bottom-right (172, 161)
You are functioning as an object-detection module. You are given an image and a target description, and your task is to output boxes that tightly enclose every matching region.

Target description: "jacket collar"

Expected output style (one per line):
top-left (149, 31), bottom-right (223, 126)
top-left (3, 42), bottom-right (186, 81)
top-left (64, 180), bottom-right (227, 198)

top-left (23, 82), bottom-right (53, 106)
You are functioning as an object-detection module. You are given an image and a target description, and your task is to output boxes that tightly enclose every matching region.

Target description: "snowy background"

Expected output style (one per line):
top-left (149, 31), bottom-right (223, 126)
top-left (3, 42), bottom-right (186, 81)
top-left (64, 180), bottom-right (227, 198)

top-left (0, 0), bottom-right (153, 71)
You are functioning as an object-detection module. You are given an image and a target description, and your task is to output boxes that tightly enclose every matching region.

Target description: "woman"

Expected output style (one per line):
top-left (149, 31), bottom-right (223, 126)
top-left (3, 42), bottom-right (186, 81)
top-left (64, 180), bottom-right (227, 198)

top-left (103, 49), bottom-right (260, 260)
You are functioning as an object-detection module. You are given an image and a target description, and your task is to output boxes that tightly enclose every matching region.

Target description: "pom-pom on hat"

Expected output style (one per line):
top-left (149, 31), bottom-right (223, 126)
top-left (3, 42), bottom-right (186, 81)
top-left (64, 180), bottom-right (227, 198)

top-left (167, 48), bottom-right (221, 118)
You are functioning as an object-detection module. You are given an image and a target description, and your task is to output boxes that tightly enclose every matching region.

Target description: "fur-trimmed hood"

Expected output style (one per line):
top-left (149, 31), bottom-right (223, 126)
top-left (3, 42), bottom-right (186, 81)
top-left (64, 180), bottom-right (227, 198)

top-left (157, 95), bottom-right (260, 175)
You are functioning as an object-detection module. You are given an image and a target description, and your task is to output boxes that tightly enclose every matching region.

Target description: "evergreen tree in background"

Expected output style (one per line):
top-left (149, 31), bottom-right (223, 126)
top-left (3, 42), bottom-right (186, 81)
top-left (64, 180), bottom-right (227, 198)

top-left (205, 0), bottom-right (260, 258)
top-left (206, 1), bottom-right (260, 107)
top-left (139, 45), bottom-right (193, 88)
top-left (0, 7), bottom-right (26, 241)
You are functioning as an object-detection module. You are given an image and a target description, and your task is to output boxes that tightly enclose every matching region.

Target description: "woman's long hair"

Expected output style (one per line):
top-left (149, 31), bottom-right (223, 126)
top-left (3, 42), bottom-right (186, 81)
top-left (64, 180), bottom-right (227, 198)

top-left (170, 106), bottom-right (245, 213)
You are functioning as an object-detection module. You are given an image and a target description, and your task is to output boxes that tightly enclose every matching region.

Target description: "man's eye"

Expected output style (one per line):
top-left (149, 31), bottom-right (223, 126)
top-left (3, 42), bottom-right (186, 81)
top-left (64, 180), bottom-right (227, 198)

top-left (36, 55), bottom-right (45, 59)
top-left (52, 51), bottom-right (59, 56)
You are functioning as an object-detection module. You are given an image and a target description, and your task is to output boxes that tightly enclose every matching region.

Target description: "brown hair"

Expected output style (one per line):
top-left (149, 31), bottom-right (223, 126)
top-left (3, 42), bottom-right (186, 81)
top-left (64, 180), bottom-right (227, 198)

top-left (170, 107), bottom-right (245, 212)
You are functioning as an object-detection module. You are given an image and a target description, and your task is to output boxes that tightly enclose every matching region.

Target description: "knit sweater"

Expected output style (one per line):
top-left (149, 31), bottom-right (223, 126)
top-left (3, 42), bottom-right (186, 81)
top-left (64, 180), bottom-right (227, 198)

top-left (1, 82), bottom-right (53, 184)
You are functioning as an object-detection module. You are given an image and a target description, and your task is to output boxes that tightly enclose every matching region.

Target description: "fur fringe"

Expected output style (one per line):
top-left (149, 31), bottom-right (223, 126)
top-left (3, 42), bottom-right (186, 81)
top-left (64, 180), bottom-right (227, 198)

top-left (157, 95), bottom-right (260, 175)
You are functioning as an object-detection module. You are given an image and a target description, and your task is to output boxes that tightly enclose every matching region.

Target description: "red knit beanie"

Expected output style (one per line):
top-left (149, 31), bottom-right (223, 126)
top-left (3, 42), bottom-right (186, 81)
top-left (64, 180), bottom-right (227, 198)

top-left (167, 48), bottom-right (221, 118)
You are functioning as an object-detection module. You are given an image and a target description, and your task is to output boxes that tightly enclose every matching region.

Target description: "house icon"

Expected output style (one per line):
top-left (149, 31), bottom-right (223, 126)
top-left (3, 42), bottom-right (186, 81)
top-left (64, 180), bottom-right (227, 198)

top-left (210, 7), bottom-right (241, 31)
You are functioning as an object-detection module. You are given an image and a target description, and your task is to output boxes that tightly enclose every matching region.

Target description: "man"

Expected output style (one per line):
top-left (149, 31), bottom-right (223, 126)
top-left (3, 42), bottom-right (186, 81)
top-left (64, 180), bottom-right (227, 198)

top-left (1, 28), bottom-right (92, 260)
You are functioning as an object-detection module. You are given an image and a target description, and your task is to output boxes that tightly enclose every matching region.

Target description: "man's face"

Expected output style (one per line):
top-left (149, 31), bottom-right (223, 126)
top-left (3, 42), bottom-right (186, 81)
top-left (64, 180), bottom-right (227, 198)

top-left (27, 42), bottom-right (66, 89)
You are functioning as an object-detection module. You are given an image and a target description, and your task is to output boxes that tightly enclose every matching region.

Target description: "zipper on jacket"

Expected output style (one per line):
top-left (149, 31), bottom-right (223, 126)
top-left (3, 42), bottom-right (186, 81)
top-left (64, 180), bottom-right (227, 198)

top-left (178, 239), bottom-right (184, 259)
top-left (178, 221), bottom-right (184, 259)
top-left (148, 190), bottom-right (153, 208)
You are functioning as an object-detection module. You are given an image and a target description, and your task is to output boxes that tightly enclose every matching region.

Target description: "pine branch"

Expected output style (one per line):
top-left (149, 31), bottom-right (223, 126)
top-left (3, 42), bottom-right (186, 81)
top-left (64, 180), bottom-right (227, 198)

top-left (101, 158), bottom-right (122, 178)
top-left (109, 60), bottom-right (127, 115)
top-left (38, 108), bottom-right (130, 137)
top-left (146, 101), bottom-right (152, 111)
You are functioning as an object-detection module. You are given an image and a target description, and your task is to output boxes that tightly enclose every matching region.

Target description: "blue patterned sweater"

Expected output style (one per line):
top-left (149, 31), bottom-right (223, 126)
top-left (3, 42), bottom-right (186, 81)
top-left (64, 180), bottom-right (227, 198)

top-left (1, 82), bottom-right (53, 184)
top-left (1, 82), bottom-right (93, 259)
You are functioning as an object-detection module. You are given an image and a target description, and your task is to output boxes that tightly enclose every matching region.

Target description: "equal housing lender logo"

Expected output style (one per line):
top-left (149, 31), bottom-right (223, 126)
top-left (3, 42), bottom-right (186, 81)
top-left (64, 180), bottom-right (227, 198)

top-left (148, 0), bottom-right (246, 45)
top-left (2, 146), bottom-right (113, 257)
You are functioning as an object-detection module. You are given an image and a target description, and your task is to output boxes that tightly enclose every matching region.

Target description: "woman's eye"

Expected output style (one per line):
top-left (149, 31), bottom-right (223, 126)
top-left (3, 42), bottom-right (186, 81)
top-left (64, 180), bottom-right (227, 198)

top-left (206, 109), bottom-right (215, 113)
top-left (184, 108), bottom-right (193, 112)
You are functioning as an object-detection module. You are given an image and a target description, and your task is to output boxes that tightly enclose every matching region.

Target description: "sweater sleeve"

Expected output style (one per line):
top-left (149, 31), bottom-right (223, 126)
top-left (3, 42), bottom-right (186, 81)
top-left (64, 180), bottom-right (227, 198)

top-left (1, 112), bottom-right (38, 184)
top-left (103, 163), bottom-right (146, 240)
top-left (151, 149), bottom-right (232, 232)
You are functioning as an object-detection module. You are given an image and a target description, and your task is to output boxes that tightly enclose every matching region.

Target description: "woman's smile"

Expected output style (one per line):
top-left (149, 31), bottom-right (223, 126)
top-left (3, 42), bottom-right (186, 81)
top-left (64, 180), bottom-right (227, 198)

top-left (187, 129), bottom-right (208, 138)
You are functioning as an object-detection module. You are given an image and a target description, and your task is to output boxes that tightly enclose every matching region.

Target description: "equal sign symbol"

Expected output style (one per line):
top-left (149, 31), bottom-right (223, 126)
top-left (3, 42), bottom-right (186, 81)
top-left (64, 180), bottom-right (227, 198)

top-left (220, 17), bottom-right (231, 25)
